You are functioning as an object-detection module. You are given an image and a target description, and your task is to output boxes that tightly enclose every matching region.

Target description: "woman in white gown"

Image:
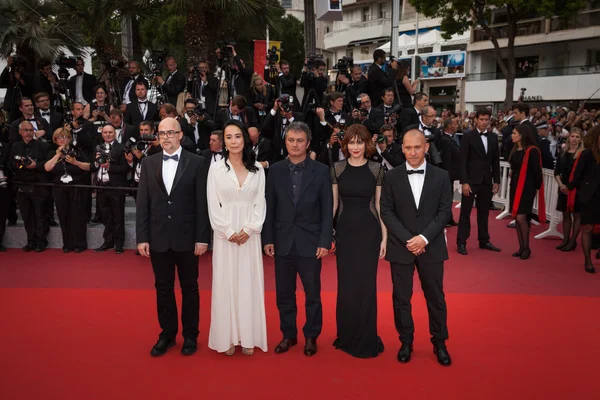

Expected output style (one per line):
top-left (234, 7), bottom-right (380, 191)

top-left (207, 120), bottom-right (268, 355)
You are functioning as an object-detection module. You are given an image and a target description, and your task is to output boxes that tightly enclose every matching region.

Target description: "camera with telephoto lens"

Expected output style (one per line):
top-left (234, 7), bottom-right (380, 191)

top-left (55, 55), bottom-right (78, 80)
top-left (141, 134), bottom-right (158, 142)
top-left (377, 134), bottom-right (386, 144)
top-left (354, 97), bottom-right (368, 117)
top-left (267, 46), bottom-right (282, 66)
top-left (95, 143), bottom-right (112, 165)
top-left (186, 106), bottom-right (206, 118)
top-left (337, 118), bottom-right (346, 141)
top-left (101, 57), bottom-right (127, 74)
top-left (306, 53), bottom-right (324, 79)
top-left (60, 146), bottom-right (77, 159)
top-left (217, 40), bottom-right (237, 64)
top-left (150, 51), bottom-right (167, 76)
top-left (278, 95), bottom-right (294, 113)
top-left (124, 137), bottom-right (147, 153)
top-left (384, 55), bottom-right (396, 71)
top-left (13, 154), bottom-right (32, 170)
top-left (335, 56), bottom-right (353, 75)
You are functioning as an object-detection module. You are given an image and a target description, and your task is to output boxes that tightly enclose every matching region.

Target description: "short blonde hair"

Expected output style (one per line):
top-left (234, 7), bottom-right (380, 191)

top-left (52, 127), bottom-right (72, 144)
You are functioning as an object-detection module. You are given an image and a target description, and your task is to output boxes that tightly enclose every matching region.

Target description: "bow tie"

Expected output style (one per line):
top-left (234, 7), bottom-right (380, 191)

top-left (26, 118), bottom-right (36, 122)
top-left (330, 111), bottom-right (341, 116)
top-left (288, 160), bottom-right (305, 171)
top-left (163, 154), bottom-right (179, 162)
top-left (212, 151), bottom-right (223, 157)
top-left (406, 169), bottom-right (424, 175)
top-left (41, 112), bottom-right (50, 116)
top-left (479, 131), bottom-right (488, 136)
top-left (139, 101), bottom-right (147, 105)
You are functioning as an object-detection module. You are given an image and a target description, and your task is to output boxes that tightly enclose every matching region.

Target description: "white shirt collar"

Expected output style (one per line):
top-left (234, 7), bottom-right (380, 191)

top-left (406, 160), bottom-right (427, 172)
top-left (163, 145), bottom-right (183, 159)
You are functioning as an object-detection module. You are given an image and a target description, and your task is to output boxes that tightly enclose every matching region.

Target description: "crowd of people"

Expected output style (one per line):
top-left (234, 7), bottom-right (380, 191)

top-left (1, 47), bottom-right (600, 360)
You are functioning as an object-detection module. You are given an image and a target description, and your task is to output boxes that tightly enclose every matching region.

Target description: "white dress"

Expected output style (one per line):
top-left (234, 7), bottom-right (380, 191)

top-left (207, 159), bottom-right (268, 352)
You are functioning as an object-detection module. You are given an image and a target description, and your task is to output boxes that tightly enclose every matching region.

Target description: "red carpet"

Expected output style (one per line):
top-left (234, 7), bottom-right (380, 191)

top-left (2, 208), bottom-right (600, 398)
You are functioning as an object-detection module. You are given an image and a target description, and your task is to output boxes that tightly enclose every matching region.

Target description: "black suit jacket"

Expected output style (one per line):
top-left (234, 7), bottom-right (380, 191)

top-left (89, 141), bottom-right (130, 187)
top-left (380, 163), bottom-right (452, 264)
top-left (68, 72), bottom-right (98, 105)
top-left (367, 64), bottom-right (398, 107)
top-left (232, 56), bottom-right (252, 101)
top-left (187, 75), bottom-right (220, 117)
top-left (35, 110), bottom-right (64, 135)
top-left (353, 107), bottom-right (384, 136)
top-left (214, 107), bottom-right (258, 130)
top-left (380, 142), bottom-right (405, 168)
top-left (124, 100), bottom-right (159, 127)
top-left (262, 111), bottom-right (304, 161)
top-left (262, 157), bottom-right (333, 258)
top-left (136, 149), bottom-right (210, 251)
top-left (254, 137), bottom-right (274, 165)
top-left (440, 133), bottom-right (460, 181)
top-left (397, 107), bottom-right (420, 134)
top-left (539, 138), bottom-right (555, 169)
top-left (120, 75), bottom-right (148, 105)
top-left (459, 130), bottom-right (501, 185)
top-left (114, 123), bottom-right (138, 145)
top-left (160, 70), bottom-right (186, 105)
top-left (9, 117), bottom-right (51, 143)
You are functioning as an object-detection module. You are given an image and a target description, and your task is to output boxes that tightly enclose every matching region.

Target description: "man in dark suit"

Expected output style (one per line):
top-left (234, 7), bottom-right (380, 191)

top-left (68, 58), bottom-right (97, 106)
top-left (403, 106), bottom-right (443, 167)
top-left (120, 61), bottom-right (146, 111)
top-left (367, 49), bottom-right (398, 107)
top-left (457, 108), bottom-right (502, 255)
top-left (0, 55), bottom-right (31, 122)
top-left (180, 99), bottom-right (215, 151)
top-left (397, 92), bottom-right (429, 136)
top-left (262, 96), bottom-right (304, 162)
top-left (90, 125), bottom-right (131, 254)
top-left (124, 81), bottom-right (159, 128)
top-left (136, 117), bottom-right (210, 357)
top-left (34, 92), bottom-right (63, 134)
top-left (269, 60), bottom-right (300, 110)
top-left (375, 124), bottom-right (405, 170)
top-left (214, 95), bottom-right (258, 130)
top-left (248, 126), bottom-right (274, 170)
top-left (380, 128), bottom-right (453, 366)
top-left (440, 117), bottom-right (461, 226)
top-left (9, 97), bottom-right (51, 144)
top-left (263, 121), bottom-right (333, 357)
top-left (33, 59), bottom-right (59, 108)
top-left (154, 57), bottom-right (186, 105)
top-left (222, 45), bottom-right (252, 102)
top-left (109, 109), bottom-right (138, 146)
top-left (351, 93), bottom-right (384, 136)
top-left (512, 103), bottom-right (537, 140)
top-left (316, 92), bottom-right (351, 159)
top-left (200, 130), bottom-right (225, 167)
top-left (187, 60), bottom-right (220, 118)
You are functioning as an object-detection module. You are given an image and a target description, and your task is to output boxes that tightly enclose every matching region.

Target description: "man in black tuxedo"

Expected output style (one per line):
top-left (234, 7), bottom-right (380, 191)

top-left (456, 108), bottom-right (502, 255)
top-left (316, 92), bottom-right (350, 160)
top-left (33, 59), bottom-right (59, 108)
top-left (263, 121), bottom-right (333, 357)
top-left (375, 124), bottom-right (405, 170)
top-left (221, 45), bottom-right (252, 101)
top-left (397, 92), bottom-right (429, 136)
top-left (109, 109), bottom-right (137, 146)
top-left (34, 92), bottom-right (63, 134)
top-left (136, 117), bottom-right (210, 357)
top-left (299, 60), bottom-right (329, 110)
top-left (120, 61), bottom-right (146, 111)
top-left (200, 130), bottom-right (225, 167)
top-left (124, 81), bottom-right (159, 128)
top-left (269, 60), bottom-right (300, 110)
top-left (367, 49), bottom-right (399, 107)
top-left (262, 95), bottom-right (304, 162)
top-left (403, 106), bottom-right (443, 167)
top-left (512, 103), bottom-right (537, 140)
top-left (380, 129), bottom-right (453, 366)
top-left (440, 117), bottom-right (461, 226)
top-left (186, 60), bottom-right (220, 118)
top-left (9, 97), bottom-right (51, 144)
top-left (214, 95), bottom-right (258, 130)
top-left (90, 125), bottom-right (131, 254)
top-left (248, 126), bottom-right (274, 170)
top-left (68, 58), bottom-right (97, 106)
top-left (343, 66), bottom-right (369, 111)
top-left (155, 57), bottom-right (186, 105)
top-left (350, 93), bottom-right (384, 136)
top-left (180, 99), bottom-right (215, 151)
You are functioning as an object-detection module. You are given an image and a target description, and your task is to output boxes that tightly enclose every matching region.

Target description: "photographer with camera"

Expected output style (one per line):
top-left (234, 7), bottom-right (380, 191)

top-left (214, 95), bottom-right (258, 131)
top-left (84, 85), bottom-right (114, 122)
top-left (155, 57), bottom-right (186, 105)
top-left (374, 124), bottom-right (405, 171)
top-left (351, 93), bottom-right (384, 136)
top-left (267, 60), bottom-right (300, 110)
top-left (262, 94), bottom-right (304, 161)
top-left (124, 121), bottom-right (161, 196)
top-left (341, 66), bottom-right (368, 111)
top-left (34, 59), bottom-right (60, 109)
top-left (397, 92), bottom-right (429, 135)
top-left (250, 73), bottom-right (276, 125)
top-left (316, 92), bottom-right (351, 165)
top-left (108, 109), bottom-right (137, 147)
top-left (216, 44), bottom-right (252, 101)
top-left (34, 92), bottom-right (64, 135)
top-left (181, 99), bottom-right (215, 151)
top-left (367, 50), bottom-right (399, 107)
top-left (65, 102), bottom-right (95, 155)
top-left (90, 124), bottom-right (130, 254)
top-left (43, 126), bottom-right (90, 252)
top-left (8, 97), bottom-right (50, 144)
top-left (300, 55), bottom-right (328, 111)
top-left (124, 80), bottom-right (159, 128)
top-left (68, 58), bottom-right (97, 107)
top-left (120, 61), bottom-right (147, 111)
top-left (8, 120), bottom-right (51, 252)
top-left (187, 60), bottom-right (220, 118)
top-left (0, 55), bottom-right (31, 122)
top-left (403, 106), bottom-right (443, 167)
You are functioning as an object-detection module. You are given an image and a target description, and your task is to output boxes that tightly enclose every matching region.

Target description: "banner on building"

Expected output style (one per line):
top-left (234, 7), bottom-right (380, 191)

top-left (253, 40), bottom-right (282, 77)
top-left (418, 52), bottom-right (466, 80)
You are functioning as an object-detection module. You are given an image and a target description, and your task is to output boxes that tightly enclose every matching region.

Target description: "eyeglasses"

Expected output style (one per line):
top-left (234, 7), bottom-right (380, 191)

top-left (56, 136), bottom-right (69, 140)
top-left (157, 130), bottom-right (180, 138)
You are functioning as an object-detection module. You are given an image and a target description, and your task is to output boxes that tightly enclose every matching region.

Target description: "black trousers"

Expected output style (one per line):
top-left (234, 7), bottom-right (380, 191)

top-left (457, 183), bottom-right (493, 245)
top-left (274, 242), bottom-right (323, 340)
top-left (53, 186), bottom-right (87, 250)
top-left (97, 190), bottom-right (125, 248)
top-left (0, 188), bottom-right (10, 244)
top-left (448, 177), bottom-right (456, 223)
top-left (390, 260), bottom-right (448, 345)
top-left (150, 249), bottom-right (200, 341)
top-left (16, 192), bottom-right (48, 247)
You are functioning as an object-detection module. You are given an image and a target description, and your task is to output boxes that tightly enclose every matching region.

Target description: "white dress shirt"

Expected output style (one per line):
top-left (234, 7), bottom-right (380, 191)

top-left (477, 129), bottom-right (488, 153)
top-left (75, 74), bottom-right (86, 105)
top-left (97, 141), bottom-right (114, 183)
top-left (162, 146), bottom-right (183, 195)
top-left (406, 160), bottom-right (429, 245)
top-left (122, 75), bottom-right (140, 104)
top-left (184, 114), bottom-right (200, 143)
top-left (210, 150), bottom-right (224, 165)
top-left (40, 109), bottom-right (51, 124)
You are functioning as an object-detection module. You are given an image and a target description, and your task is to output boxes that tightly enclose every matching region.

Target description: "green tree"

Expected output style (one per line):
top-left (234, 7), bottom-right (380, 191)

top-left (271, 15), bottom-right (305, 77)
top-left (139, 4), bottom-right (187, 68)
top-left (410, 0), bottom-right (588, 109)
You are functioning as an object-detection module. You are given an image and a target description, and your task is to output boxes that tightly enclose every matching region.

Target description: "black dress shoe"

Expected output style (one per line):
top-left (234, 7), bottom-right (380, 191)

top-left (520, 248), bottom-right (531, 260)
top-left (561, 242), bottom-right (577, 252)
top-left (585, 265), bottom-right (596, 274)
top-left (512, 250), bottom-right (522, 257)
top-left (446, 220), bottom-right (458, 227)
top-left (274, 338), bottom-right (297, 354)
top-left (433, 344), bottom-right (452, 366)
top-left (457, 244), bottom-right (468, 255)
top-left (74, 248), bottom-right (86, 253)
top-left (556, 241), bottom-right (568, 250)
top-left (304, 337), bottom-right (317, 356)
top-left (150, 338), bottom-right (176, 357)
top-left (49, 220), bottom-right (59, 227)
top-left (479, 242), bottom-right (501, 252)
top-left (94, 244), bottom-right (113, 252)
top-left (397, 343), bottom-right (413, 363)
top-left (63, 247), bottom-right (74, 253)
top-left (22, 244), bottom-right (35, 252)
top-left (0, 245), bottom-right (6, 252)
top-left (115, 247), bottom-right (124, 254)
top-left (35, 245), bottom-right (46, 253)
top-left (181, 339), bottom-right (197, 356)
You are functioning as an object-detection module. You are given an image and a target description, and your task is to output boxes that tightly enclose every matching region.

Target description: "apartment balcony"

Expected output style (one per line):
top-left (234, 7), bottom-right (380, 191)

top-left (324, 17), bottom-right (391, 49)
top-left (467, 65), bottom-right (600, 82)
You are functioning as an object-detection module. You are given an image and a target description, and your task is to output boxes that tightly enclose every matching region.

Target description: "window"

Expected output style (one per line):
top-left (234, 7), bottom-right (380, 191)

top-left (497, 56), bottom-right (539, 79)
top-left (281, 0), bottom-right (292, 8)
top-left (378, 3), bottom-right (387, 19)
top-left (346, 49), bottom-right (354, 58)
top-left (587, 50), bottom-right (600, 65)
top-left (361, 47), bottom-right (370, 55)
top-left (326, 26), bottom-right (330, 33)
top-left (362, 7), bottom-right (370, 22)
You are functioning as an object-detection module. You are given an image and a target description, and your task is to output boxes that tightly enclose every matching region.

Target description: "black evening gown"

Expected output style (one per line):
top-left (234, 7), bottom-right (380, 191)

top-left (331, 160), bottom-right (384, 358)
top-left (554, 151), bottom-right (581, 212)
top-left (509, 149), bottom-right (542, 215)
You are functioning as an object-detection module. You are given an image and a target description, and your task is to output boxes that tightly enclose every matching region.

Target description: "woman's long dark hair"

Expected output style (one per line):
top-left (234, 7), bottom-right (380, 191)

top-left (509, 124), bottom-right (538, 162)
top-left (222, 120), bottom-right (258, 172)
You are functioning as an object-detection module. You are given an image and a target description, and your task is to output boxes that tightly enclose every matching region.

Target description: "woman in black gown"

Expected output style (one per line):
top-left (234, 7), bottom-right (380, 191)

top-left (570, 125), bottom-right (600, 273)
top-left (509, 124), bottom-right (543, 260)
top-left (331, 124), bottom-right (386, 358)
top-left (554, 128), bottom-right (584, 251)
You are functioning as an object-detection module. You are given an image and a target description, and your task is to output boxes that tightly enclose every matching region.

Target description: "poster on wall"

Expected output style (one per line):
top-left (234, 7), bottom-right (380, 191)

top-left (419, 52), bottom-right (466, 79)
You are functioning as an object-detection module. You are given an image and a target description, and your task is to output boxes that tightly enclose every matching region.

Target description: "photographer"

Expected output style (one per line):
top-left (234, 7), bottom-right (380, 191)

top-left (367, 49), bottom-right (398, 107)
top-left (394, 59), bottom-right (420, 109)
top-left (8, 121), bottom-right (51, 252)
top-left (214, 95), bottom-right (258, 130)
top-left (250, 73), bottom-right (276, 125)
top-left (109, 109), bottom-right (137, 147)
top-left (375, 88), bottom-right (402, 130)
top-left (351, 93), bottom-right (384, 136)
top-left (124, 80), bottom-right (159, 127)
top-left (187, 60), bottom-right (219, 118)
top-left (403, 106), bottom-right (443, 167)
top-left (67, 102), bottom-right (95, 156)
top-left (44, 127), bottom-right (90, 253)
top-left (84, 85), bottom-right (114, 122)
top-left (34, 92), bottom-right (64, 134)
top-left (344, 66), bottom-right (369, 111)
top-left (316, 91), bottom-right (350, 158)
top-left (216, 44), bottom-right (252, 101)
top-left (300, 56), bottom-right (328, 110)
top-left (90, 124), bottom-right (130, 254)
top-left (248, 126), bottom-right (274, 170)
top-left (124, 120), bottom-right (161, 195)
top-left (262, 94), bottom-right (304, 161)
top-left (181, 100), bottom-right (215, 151)
top-left (270, 60), bottom-right (300, 109)
top-left (0, 55), bottom-right (30, 122)
top-left (8, 97), bottom-right (50, 144)
top-left (120, 61), bottom-right (147, 110)
top-left (68, 58), bottom-right (97, 106)
top-left (374, 124), bottom-right (405, 171)
top-left (34, 59), bottom-right (59, 108)
top-left (155, 57), bottom-right (186, 105)
top-left (397, 92), bottom-right (429, 135)
top-left (200, 130), bottom-right (225, 166)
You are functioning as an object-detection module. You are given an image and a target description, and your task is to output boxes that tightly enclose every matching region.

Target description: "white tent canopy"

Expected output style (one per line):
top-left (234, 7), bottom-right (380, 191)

top-left (377, 30), bottom-right (470, 53)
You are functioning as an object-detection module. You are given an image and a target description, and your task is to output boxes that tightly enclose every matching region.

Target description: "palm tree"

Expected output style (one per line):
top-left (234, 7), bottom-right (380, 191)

top-left (0, 0), bottom-right (85, 72)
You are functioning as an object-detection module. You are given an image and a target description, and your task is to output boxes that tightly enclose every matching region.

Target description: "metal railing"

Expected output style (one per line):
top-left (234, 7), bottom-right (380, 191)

top-left (466, 65), bottom-right (600, 81)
